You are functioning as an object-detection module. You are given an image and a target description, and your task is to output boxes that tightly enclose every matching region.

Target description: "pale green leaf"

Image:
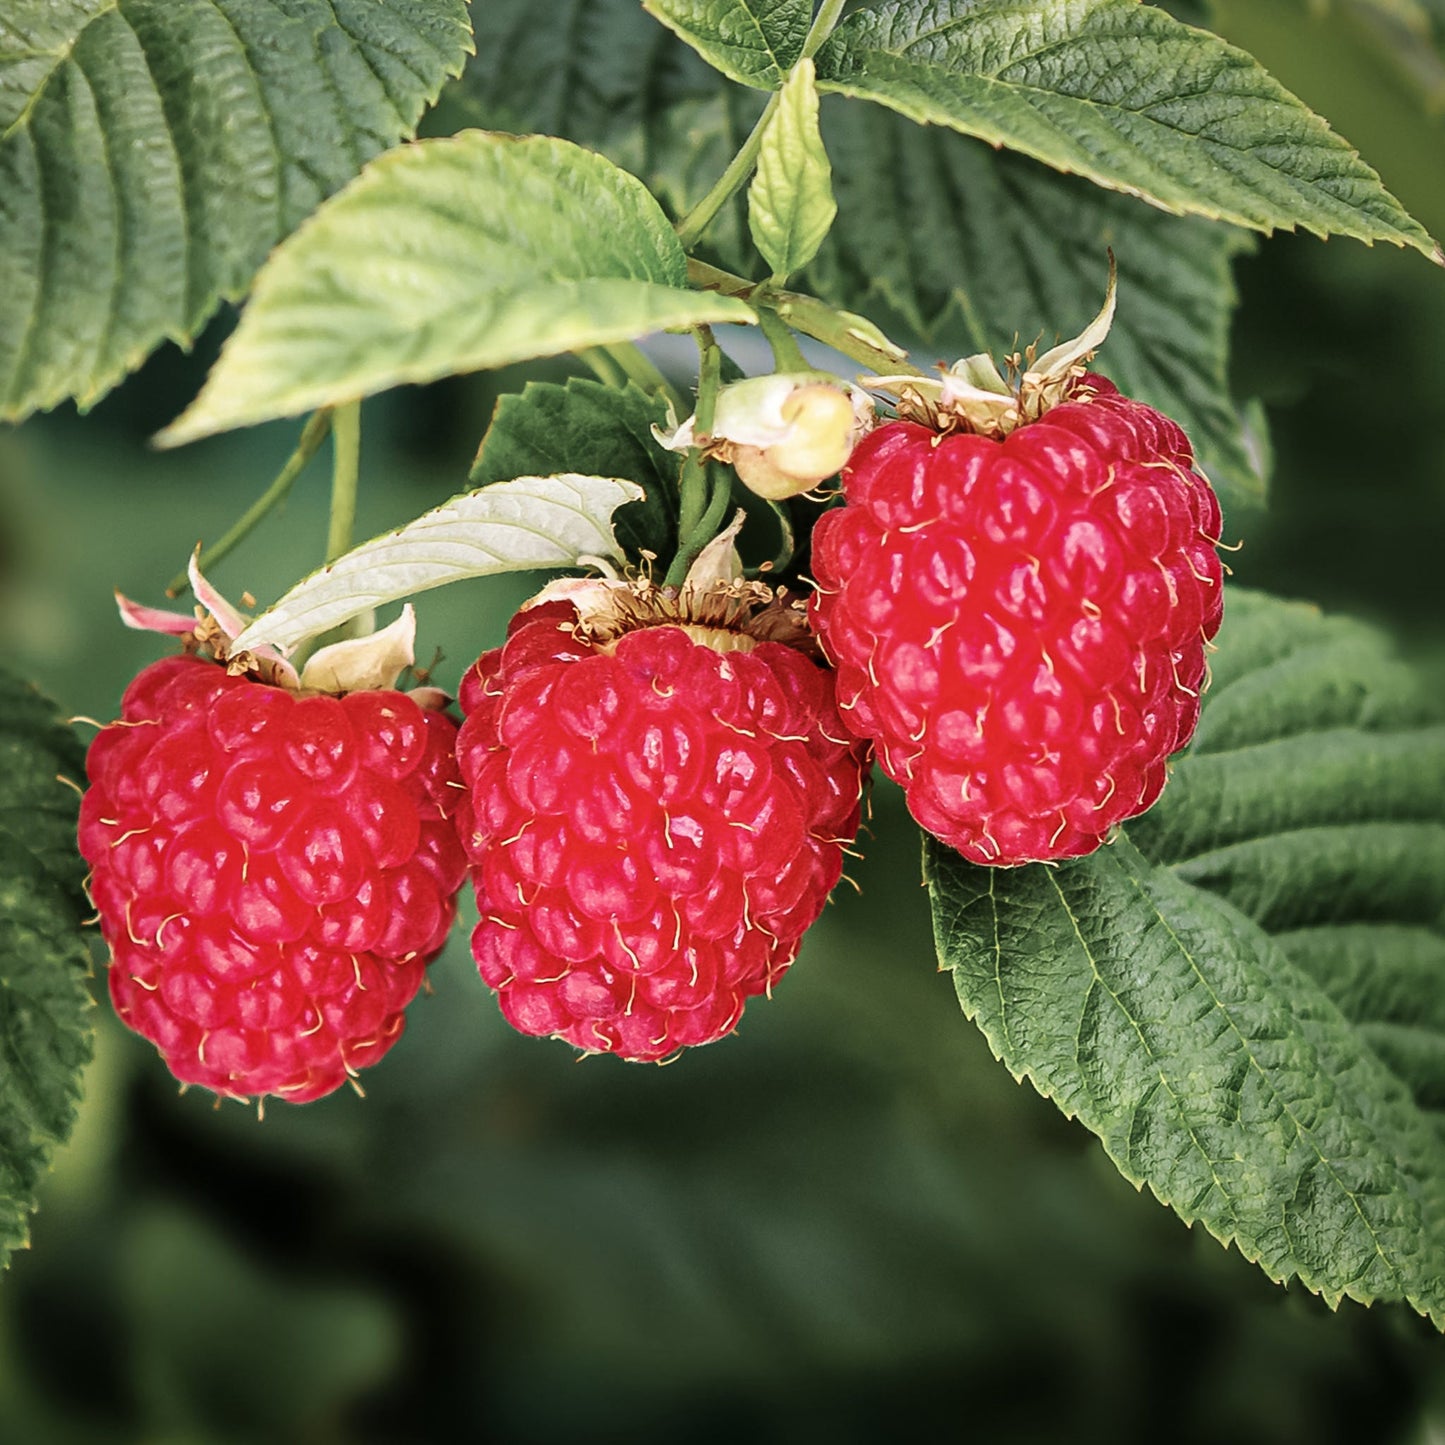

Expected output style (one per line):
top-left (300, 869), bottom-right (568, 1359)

top-left (748, 59), bottom-right (837, 279)
top-left (815, 0), bottom-right (1440, 258)
top-left (0, 668), bottom-right (93, 1268)
top-left (810, 101), bottom-right (1265, 506)
top-left (0, 0), bottom-right (474, 422)
top-left (230, 474), bottom-right (646, 653)
top-left (928, 589), bottom-right (1445, 1323)
top-left (158, 132), bottom-right (754, 446)
top-left (642, 0), bottom-right (813, 88)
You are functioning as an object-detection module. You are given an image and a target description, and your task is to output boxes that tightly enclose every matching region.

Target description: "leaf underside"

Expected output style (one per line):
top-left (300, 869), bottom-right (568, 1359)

top-left (0, 0), bottom-right (475, 422)
top-left (927, 589), bottom-right (1445, 1325)
top-left (0, 667), bottom-right (94, 1267)
top-left (158, 131), bottom-right (754, 445)
top-left (815, 0), bottom-right (1438, 258)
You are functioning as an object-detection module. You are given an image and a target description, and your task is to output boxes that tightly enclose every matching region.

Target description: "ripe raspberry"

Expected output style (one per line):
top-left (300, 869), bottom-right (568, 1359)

top-left (79, 657), bottom-right (466, 1102)
top-left (454, 581), bottom-right (869, 1061)
top-left (809, 375), bottom-right (1224, 865)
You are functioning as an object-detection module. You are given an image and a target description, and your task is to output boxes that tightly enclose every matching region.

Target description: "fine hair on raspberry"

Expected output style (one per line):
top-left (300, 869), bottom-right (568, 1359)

top-left (79, 657), bottom-right (467, 1103)
top-left (809, 375), bottom-right (1225, 866)
top-left (455, 586), bottom-right (870, 1061)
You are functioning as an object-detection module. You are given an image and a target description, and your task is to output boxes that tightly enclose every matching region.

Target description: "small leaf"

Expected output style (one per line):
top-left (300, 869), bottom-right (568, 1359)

top-left (0, 668), bottom-right (94, 1268)
top-left (815, 0), bottom-right (1439, 258)
top-left (810, 104), bottom-right (1266, 507)
top-left (642, 0), bottom-right (813, 88)
top-left (748, 59), bottom-right (837, 279)
top-left (159, 132), bottom-right (754, 446)
top-left (230, 474), bottom-right (645, 653)
top-left (0, 0), bottom-right (475, 422)
top-left (471, 379), bottom-right (680, 563)
top-left (927, 588), bottom-right (1445, 1323)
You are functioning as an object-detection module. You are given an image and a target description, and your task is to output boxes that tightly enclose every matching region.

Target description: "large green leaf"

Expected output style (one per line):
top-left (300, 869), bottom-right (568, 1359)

top-left (0, 0), bottom-right (474, 422)
top-left (642, 0), bottom-right (813, 88)
top-left (0, 668), bottom-right (93, 1267)
top-left (472, 379), bottom-right (681, 563)
top-left (811, 102), bottom-right (1265, 507)
top-left (158, 132), bottom-right (755, 446)
top-left (927, 590), bottom-right (1445, 1323)
top-left (815, 0), bottom-right (1439, 258)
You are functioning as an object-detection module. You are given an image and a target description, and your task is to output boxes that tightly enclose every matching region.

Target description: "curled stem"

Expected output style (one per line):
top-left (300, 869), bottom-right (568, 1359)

top-left (166, 409), bottom-right (333, 596)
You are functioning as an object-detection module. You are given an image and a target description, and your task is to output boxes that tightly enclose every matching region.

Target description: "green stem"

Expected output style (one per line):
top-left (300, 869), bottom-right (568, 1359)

top-left (673, 328), bottom-right (723, 561)
top-left (579, 347), bottom-right (626, 388)
top-left (667, 463), bottom-right (736, 588)
top-left (602, 342), bottom-right (684, 412)
top-left (326, 401), bottom-right (361, 564)
top-left (166, 410), bottom-right (333, 596)
top-left (675, 91), bottom-right (780, 250)
top-left (802, 0), bottom-right (847, 58)
top-left (756, 306), bottom-right (813, 373)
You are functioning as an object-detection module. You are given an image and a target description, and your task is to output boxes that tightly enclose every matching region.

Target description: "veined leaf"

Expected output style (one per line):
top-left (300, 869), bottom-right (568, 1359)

top-left (159, 132), bottom-right (754, 446)
top-left (0, 0), bottom-right (474, 422)
top-left (815, 0), bottom-right (1440, 259)
top-left (642, 0), bottom-right (813, 88)
top-left (749, 59), bottom-right (836, 279)
top-left (811, 102), bottom-right (1265, 507)
top-left (0, 668), bottom-right (93, 1267)
top-left (928, 589), bottom-right (1445, 1323)
top-left (230, 474), bottom-right (645, 653)
top-left (472, 379), bottom-right (680, 563)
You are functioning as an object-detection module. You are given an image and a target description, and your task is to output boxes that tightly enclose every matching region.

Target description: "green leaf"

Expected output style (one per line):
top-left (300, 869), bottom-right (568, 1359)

top-left (230, 474), bottom-right (646, 653)
top-left (928, 588), bottom-right (1445, 1322)
top-left (0, 0), bottom-right (474, 423)
top-left (0, 667), bottom-right (93, 1268)
top-left (642, 0), bottom-right (813, 88)
top-left (748, 59), bottom-right (837, 279)
top-left (472, 379), bottom-right (681, 563)
top-left (158, 132), bottom-right (754, 446)
top-left (810, 103), bottom-right (1266, 507)
top-left (1129, 590), bottom-right (1445, 1121)
top-left (815, 0), bottom-right (1440, 259)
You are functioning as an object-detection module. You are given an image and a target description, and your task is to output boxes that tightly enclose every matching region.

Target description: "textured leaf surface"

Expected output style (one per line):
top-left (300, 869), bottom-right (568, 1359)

top-left (0, 0), bottom-right (474, 422)
top-left (927, 590), bottom-right (1445, 1322)
top-left (230, 474), bottom-right (645, 653)
top-left (749, 59), bottom-right (836, 279)
top-left (160, 132), bottom-right (754, 445)
top-left (0, 668), bottom-right (93, 1267)
top-left (811, 102), bottom-right (1264, 507)
top-left (642, 0), bottom-right (812, 88)
top-left (1130, 590), bottom-right (1445, 1124)
top-left (471, 379), bottom-right (680, 563)
top-left (815, 0), bottom-right (1438, 257)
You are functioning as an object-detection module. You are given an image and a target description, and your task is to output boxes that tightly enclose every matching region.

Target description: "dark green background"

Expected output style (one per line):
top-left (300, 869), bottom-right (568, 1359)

top-left (2, 7), bottom-right (1443, 1441)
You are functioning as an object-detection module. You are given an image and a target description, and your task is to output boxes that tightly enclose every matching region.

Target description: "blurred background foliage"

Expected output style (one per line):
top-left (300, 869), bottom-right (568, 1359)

top-left (2, 4), bottom-right (1444, 1442)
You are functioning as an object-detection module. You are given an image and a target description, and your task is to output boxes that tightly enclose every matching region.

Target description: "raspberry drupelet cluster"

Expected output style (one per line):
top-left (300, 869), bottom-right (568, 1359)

top-left (454, 572), bottom-right (870, 1062)
top-left (808, 374), bottom-right (1224, 866)
top-left (80, 585), bottom-right (466, 1103)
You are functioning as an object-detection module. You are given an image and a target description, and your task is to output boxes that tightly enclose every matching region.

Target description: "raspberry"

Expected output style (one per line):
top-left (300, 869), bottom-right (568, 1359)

top-left (809, 375), bottom-right (1224, 865)
top-left (79, 656), bottom-right (467, 1102)
top-left (454, 583), bottom-right (869, 1061)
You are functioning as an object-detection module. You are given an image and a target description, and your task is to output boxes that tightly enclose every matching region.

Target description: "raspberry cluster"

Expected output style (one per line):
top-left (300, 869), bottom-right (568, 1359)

top-left (809, 377), bottom-right (1223, 865)
top-left (455, 597), bottom-right (869, 1061)
top-left (80, 657), bottom-right (465, 1102)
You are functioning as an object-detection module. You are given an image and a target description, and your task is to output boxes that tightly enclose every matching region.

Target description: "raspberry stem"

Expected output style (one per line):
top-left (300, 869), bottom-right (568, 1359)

top-left (165, 409), bottom-right (333, 597)
top-left (670, 329), bottom-right (724, 587)
top-left (326, 400), bottom-right (361, 565)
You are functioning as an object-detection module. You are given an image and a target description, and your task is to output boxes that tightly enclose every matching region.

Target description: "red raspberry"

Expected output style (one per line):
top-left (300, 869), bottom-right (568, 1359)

top-left (809, 376), bottom-right (1224, 865)
top-left (78, 656), bottom-right (467, 1103)
top-left (454, 588), bottom-right (869, 1061)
